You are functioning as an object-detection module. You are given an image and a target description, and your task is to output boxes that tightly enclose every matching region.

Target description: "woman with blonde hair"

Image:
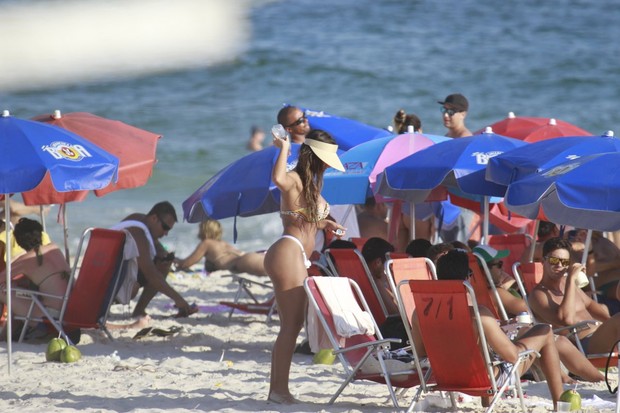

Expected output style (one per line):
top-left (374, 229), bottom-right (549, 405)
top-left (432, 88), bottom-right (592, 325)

top-left (175, 219), bottom-right (267, 276)
top-left (264, 129), bottom-right (346, 404)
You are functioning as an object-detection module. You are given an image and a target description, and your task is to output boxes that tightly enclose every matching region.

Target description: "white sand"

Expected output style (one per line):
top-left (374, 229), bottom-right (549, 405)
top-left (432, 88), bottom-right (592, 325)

top-left (0, 270), bottom-right (617, 413)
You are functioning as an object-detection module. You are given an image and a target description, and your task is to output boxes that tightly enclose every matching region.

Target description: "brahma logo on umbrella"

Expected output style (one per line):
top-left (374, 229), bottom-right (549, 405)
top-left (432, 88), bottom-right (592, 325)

top-left (42, 141), bottom-right (93, 161)
top-left (472, 151), bottom-right (503, 165)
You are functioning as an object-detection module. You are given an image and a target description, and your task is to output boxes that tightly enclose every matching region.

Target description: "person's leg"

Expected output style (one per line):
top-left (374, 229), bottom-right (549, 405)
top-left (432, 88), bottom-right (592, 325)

top-left (554, 335), bottom-right (603, 382)
top-left (233, 253), bottom-right (268, 277)
top-left (515, 324), bottom-right (563, 407)
top-left (264, 238), bottom-right (308, 404)
top-left (586, 313), bottom-right (620, 355)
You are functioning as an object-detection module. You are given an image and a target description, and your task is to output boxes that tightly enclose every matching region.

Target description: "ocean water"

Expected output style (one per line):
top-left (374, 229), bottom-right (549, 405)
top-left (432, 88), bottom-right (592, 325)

top-left (1, 0), bottom-right (618, 257)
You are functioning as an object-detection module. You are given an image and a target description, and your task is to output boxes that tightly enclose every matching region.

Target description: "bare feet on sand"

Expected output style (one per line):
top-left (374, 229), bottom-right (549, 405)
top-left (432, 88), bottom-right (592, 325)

top-left (267, 392), bottom-right (301, 404)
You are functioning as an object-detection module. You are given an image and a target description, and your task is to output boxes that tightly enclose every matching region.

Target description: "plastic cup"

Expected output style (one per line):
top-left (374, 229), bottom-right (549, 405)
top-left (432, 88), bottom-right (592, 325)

top-left (575, 271), bottom-right (589, 289)
top-left (556, 401), bottom-right (571, 412)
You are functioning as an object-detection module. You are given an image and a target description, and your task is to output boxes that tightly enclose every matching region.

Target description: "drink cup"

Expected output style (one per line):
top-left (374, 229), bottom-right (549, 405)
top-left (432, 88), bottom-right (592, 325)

top-left (516, 312), bottom-right (531, 324)
top-left (271, 124), bottom-right (288, 140)
top-left (556, 401), bottom-right (571, 412)
top-left (575, 271), bottom-right (590, 289)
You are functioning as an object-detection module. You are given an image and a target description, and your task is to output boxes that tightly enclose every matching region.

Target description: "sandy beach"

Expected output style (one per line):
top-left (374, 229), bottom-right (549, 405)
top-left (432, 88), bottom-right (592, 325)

top-left (0, 269), bottom-right (617, 413)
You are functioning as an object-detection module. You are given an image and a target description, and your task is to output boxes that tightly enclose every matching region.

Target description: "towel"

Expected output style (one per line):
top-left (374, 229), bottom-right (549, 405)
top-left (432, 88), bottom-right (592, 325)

top-left (110, 220), bottom-right (156, 258)
top-left (109, 221), bottom-right (155, 305)
top-left (112, 229), bottom-right (140, 305)
top-left (308, 277), bottom-right (375, 353)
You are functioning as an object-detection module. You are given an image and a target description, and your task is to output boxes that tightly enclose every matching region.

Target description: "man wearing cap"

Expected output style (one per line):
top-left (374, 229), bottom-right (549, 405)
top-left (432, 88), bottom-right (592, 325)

top-left (473, 245), bottom-right (528, 318)
top-left (438, 93), bottom-right (472, 138)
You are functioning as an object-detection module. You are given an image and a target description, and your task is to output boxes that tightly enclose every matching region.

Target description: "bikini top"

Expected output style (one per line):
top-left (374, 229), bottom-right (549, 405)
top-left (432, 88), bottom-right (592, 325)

top-left (280, 203), bottom-right (330, 223)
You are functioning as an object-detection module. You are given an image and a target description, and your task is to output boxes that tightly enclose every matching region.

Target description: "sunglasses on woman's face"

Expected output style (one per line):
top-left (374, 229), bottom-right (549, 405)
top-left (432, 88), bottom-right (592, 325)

top-left (545, 256), bottom-right (570, 267)
top-left (488, 261), bottom-right (503, 269)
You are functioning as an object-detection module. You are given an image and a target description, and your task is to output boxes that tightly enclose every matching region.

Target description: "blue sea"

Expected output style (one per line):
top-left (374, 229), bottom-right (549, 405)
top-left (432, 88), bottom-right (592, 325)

top-left (1, 0), bottom-right (618, 257)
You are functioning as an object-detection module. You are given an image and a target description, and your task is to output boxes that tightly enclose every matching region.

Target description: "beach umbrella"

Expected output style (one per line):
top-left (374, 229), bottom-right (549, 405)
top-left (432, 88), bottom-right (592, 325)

top-left (304, 107), bottom-right (392, 151)
top-left (476, 112), bottom-right (591, 142)
top-left (182, 144), bottom-right (301, 226)
top-left (487, 131), bottom-right (618, 187)
top-left (21, 111), bottom-right (161, 259)
top-left (504, 151), bottom-right (620, 232)
top-left (375, 128), bottom-right (527, 242)
top-left (322, 131), bottom-right (450, 205)
top-left (0, 110), bottom-right (119, 374)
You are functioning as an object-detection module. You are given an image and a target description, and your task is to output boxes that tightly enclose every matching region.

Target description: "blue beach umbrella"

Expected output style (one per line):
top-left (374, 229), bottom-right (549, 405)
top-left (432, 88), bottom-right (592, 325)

top-left (0, 110), bottom-right (119, 374)
top-left (504, 151), bottom-right (620, 232)
top-left (182, 144), bottom-right (301, 224)
top-left (486, 131), bottom-right (618, 186)
top-left (322, 132), bottom-right (449, 205)
top-left (375, 128), bottom-right (527, 241)
top-left (304, 107), bottom-right (392, 151)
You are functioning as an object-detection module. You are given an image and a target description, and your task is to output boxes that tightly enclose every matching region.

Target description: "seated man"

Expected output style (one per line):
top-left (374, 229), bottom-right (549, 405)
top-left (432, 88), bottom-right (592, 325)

top-left (112, 201), bottom-right (195, 318)
top-left (175, 219), bottom-right (267, 276)
top-left (529, 237), bottom-right (620, 356)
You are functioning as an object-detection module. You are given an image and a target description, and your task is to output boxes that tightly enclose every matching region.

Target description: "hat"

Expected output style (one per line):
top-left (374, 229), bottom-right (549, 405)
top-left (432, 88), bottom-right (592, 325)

top-left (304, 138), bottom-right (345, 171)
top-left (472, 245), bottom-right (509, 263)
top-left (437, 93), bottom-right (469, 111)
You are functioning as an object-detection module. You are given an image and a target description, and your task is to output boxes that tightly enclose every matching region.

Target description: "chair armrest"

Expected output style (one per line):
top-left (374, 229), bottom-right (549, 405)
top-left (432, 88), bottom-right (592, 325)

top-left (517, 349), bottom-right (540, 360)
top-left (12, 287), bottom-right (64, 302)
top-left (332, 338), bottom-right (400, 355)
top-left (553, 320), bottom-right (600, 336)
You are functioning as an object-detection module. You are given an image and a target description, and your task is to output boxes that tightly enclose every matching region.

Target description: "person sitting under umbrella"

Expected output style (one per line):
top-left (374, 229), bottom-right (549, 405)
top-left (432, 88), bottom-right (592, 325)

top-left (111, 201), bottom-right (196, 318)
top-left (0, 218), bottom-right (68, 339)
top-left (175, 219), bottom-right (267, 276)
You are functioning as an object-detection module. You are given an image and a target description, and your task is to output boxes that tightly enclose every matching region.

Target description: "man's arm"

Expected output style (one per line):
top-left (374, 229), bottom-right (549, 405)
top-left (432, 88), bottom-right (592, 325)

top-left (129, 228), bottom-right (188, 308)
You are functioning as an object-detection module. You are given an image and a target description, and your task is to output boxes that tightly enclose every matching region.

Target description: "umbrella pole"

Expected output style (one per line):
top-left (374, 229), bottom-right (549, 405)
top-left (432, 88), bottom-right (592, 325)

top-left (482, 196), bottom-right (490, 245)
top-left (63, 205), bottom-right (70, 264)
top-left (40, 205), bottom-right (46, 232)
top-left (527, 220), bottom-right (540, 262)
top-left (4, 194), bottom-right (12, 375)
top-left (410, 203), bottom-right (416, 241)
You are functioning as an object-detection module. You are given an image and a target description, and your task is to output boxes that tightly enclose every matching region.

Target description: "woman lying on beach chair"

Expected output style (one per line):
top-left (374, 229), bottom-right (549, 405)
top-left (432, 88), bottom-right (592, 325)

top-left (174, 219), bottom-right (267, 276)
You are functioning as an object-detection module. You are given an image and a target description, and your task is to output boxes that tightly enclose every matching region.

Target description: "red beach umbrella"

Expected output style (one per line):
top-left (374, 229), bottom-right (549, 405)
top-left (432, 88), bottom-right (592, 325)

top-left (23, 111), bottom-right (161, 204)
top-left (477, 112), bottom-right (592, 142)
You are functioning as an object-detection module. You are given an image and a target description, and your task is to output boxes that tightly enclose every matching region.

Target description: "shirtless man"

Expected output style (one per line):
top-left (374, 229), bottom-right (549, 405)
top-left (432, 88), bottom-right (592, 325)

top-left (112, 201), bottom-right (194, 318)
top-left (437, 93), bottom-right (472, 138)
top-left (356, 197), bottom-right (388, 241)
top-left (175, 219), bottom-right (267, 276)
top-left (529, 237), bottom-right (620, 356)
top-left (277, 106), bottom-right (310, 144)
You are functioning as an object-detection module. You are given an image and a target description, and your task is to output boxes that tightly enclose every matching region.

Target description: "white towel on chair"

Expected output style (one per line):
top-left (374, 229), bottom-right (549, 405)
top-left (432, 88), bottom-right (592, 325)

top-left (314, 277), bottom-right (375, 337)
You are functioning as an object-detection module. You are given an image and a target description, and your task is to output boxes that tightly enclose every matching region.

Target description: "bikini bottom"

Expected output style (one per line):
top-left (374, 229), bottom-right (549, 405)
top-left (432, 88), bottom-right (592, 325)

top-left (280, 235), bottom-right (311, 269)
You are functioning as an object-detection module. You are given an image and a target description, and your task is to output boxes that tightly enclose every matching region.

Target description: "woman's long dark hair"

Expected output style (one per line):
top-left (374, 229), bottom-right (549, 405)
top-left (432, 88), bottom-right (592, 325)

top-left (14, 218), bottom-right (43, 252)
top-left (294, 129), bottom-right (336, 223)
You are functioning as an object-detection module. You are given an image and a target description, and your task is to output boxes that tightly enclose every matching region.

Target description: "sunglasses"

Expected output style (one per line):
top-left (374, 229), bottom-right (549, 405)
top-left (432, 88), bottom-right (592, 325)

top-left (489, 261), bottom-right (503, 269)
top-left (286, 114), bottom-right (306, 128)
top-left (440, 107), bottom-right (461, 117)
top-left (545, 256), bottom-right (571, 267)
top-left (157, 214), bottom-right (172, 232)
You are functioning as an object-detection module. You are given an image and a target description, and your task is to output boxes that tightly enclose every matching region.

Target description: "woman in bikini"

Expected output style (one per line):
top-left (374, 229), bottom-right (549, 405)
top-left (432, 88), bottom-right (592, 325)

top-left (175, 219), bottom-right (268, 276)
top-left (264, 129), bottom-right (346, 404)
top-left (0, 218), bottom-right (69, 324)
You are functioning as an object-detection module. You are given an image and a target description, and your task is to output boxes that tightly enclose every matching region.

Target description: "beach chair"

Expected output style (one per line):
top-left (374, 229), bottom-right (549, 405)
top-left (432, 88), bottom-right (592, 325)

top-left (14, 228), bottom-right (126, 344)
top-left (409, 279), bottom-right (537, 413)
top-left (218, 274), bottom-right (276, 321)
top-left (385, 257), bottom-right (436, 314)
top-left (468, 253), bottom-right (508, 321)
top-left (304, 276), bottom-right (427, 411)
top-left (324, 248), bottom-right (390, 325)
top-left (488, 233), bottom-right (533, 273)
top-left (348, 237), bottom-right (368, 251)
